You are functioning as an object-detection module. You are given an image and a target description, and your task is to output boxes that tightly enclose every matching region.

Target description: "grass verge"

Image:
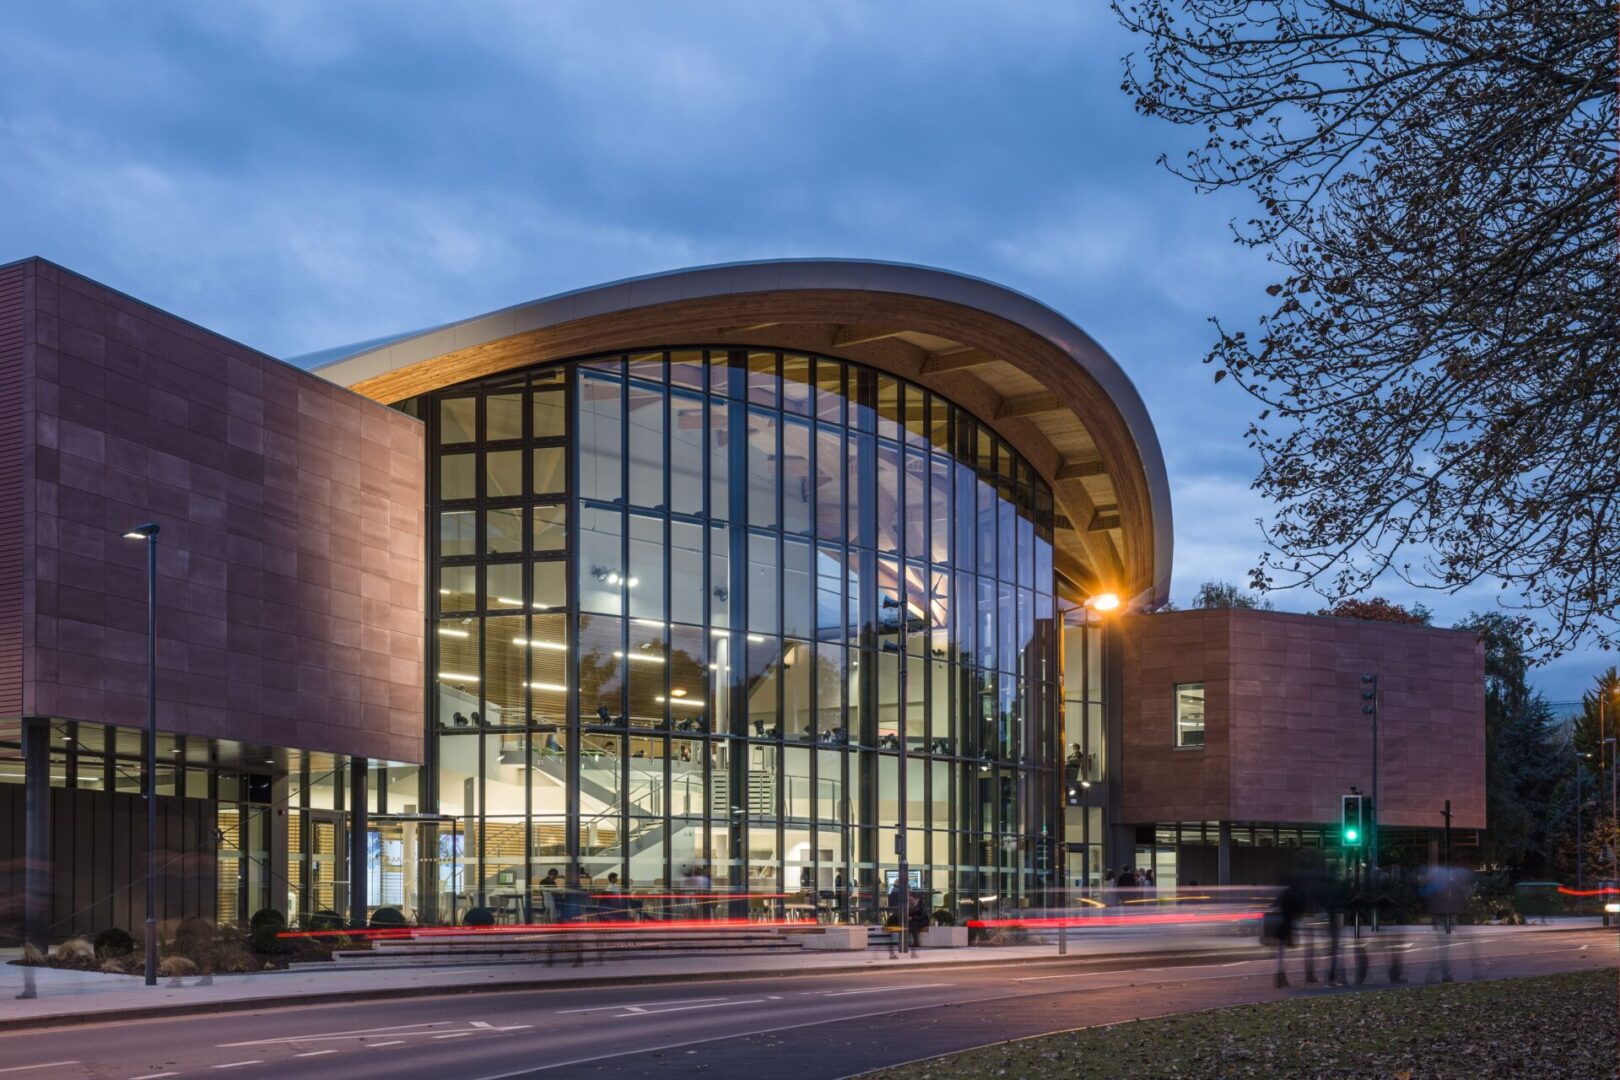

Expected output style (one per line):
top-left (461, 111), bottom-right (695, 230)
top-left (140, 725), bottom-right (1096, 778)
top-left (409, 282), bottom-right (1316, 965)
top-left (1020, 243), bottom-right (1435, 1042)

top-left (863, 968), bottom-right (1619, 1079)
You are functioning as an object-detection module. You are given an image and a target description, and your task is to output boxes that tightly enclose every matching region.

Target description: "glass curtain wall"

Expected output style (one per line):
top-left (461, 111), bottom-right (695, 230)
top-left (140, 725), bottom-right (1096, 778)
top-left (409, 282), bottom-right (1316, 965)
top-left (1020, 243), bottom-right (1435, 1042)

top-left (1062, 620), bottom-right (1107, 893)
top-left (427, 348), bottom-right (1059, 924)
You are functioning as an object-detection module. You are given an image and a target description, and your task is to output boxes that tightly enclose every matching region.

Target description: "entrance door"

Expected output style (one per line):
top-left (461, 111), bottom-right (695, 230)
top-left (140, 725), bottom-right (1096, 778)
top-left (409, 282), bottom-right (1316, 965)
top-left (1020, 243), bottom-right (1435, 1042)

top-left (306, 810), bottom-right (346, 924)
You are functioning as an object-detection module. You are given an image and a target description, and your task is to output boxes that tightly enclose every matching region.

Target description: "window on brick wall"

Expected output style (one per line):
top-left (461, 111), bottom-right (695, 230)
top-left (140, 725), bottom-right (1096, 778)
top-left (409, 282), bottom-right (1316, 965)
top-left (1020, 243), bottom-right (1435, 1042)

top-left (1174, 683), bottom-right (1205, 748)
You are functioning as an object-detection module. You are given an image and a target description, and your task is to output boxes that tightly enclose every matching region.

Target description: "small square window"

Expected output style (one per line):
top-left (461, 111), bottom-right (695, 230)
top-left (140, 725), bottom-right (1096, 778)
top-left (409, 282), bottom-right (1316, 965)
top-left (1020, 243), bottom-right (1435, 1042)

top-left (1175, 682), bottom-right (1205, 748)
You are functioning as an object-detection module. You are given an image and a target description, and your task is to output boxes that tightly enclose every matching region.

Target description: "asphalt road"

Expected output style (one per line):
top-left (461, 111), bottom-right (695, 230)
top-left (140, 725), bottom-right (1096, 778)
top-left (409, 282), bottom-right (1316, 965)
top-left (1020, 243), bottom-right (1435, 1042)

top-left (1, 927), bottom-right (1612, 1079)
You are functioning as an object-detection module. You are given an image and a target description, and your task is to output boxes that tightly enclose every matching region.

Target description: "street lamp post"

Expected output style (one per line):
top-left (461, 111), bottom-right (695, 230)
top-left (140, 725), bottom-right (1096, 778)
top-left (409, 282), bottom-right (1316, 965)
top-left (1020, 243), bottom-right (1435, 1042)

top-left (1574, 752), bottom-right (1591, 890)
top-left (122, 522), bottom-right (160, 987)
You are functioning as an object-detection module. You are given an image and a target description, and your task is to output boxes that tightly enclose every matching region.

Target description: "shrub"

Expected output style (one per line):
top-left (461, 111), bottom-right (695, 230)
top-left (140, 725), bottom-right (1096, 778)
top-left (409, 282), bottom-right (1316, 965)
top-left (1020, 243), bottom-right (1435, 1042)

top-left (94, 927), bottom-right (136, 958)
top-left (172, 916), bottom-right (215, 954)
top-left (251, 923), bottom-right (290, 955)
top-left (56, 937), bottom-right (95, 964)
top-left (970, 922), bottom-right (1030, 946)
top-left (930, 908), bottom-right (956, 927)
top-left (210, 936), bottom-right (260, 972)
top-left (462, 907), bottom-right (496, 927)
top-left (249, 908), bottom-right (286, 932)
top-left (369, 906), bottom-right (407, 929)
top-left (158, 956), bottom-right (198, 978)
top-left (304, 909), bottom-right (345, 932)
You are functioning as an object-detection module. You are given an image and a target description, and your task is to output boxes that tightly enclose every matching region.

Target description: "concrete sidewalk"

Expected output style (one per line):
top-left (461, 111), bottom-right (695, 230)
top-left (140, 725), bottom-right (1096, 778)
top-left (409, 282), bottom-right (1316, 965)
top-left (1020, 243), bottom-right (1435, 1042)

top-left (0, 919), bottom-right (1600, 1032)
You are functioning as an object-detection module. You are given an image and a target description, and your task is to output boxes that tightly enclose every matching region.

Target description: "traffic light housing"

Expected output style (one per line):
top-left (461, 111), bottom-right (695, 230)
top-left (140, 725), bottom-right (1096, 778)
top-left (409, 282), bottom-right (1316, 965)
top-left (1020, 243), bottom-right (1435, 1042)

top-left (1341, 793), bottom-right (1365, 847)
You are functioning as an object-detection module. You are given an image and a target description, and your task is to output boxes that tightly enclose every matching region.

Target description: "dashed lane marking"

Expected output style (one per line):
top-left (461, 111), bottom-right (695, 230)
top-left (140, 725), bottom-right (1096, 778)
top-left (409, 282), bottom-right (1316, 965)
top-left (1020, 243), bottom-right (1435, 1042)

top-left (370, 1041), bottom-right (407, 1048)
top-left (294, 1051), bottom-right (336, 1058)
top-left (129, 1074), bottom-right (178, 1079)
top-left (211, 1063), bottom-right (263, 1070)
top-left (221, 1022), bottom-right (448, 1047)
top-left (821, 983), bottom-right (951, 997)
top-left (556, 996), bottom-right (729, 1015)
top-left (616, 999), bottom-right (765, 1017)
top-left (433, 1032), bottom-right (475, 1040)
top-left (0, 1065), bottom-right (80, 1075)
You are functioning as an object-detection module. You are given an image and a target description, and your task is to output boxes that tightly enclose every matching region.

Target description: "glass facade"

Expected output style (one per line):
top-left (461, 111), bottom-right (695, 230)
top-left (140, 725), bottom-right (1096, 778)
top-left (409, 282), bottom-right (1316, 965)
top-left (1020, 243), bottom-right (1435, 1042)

top-left (425, 347), bottom-right (1060, 922)
top-left (1061, 621), bottom-right (1107, 890)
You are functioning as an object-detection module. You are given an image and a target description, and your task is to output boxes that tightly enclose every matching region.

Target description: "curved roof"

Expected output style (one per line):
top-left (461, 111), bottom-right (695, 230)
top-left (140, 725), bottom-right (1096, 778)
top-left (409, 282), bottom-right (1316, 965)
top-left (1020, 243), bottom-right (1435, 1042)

top-left (310, 259), bottom-right (1172, 607)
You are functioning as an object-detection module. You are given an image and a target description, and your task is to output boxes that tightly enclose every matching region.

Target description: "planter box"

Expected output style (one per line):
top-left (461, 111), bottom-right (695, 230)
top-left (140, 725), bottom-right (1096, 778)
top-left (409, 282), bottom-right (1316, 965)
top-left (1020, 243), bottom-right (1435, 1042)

top-left (919, 925), bottom-right (968, 948)
top-left (802, 926), bottom-right (867, 951)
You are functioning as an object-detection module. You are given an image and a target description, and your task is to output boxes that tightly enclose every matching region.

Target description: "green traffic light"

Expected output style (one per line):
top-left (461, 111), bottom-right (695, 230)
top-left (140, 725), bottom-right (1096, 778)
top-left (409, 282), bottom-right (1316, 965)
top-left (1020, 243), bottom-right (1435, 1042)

top-left (1345, 828), bottom-right (1359, 843)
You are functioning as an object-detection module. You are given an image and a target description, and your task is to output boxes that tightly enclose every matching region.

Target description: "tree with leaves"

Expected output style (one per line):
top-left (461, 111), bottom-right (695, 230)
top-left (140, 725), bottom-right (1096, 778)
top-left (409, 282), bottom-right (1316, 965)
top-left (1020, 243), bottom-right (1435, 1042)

top-left (1190, 578), bottom-right (1274, 610)
top-left (1115, 0), bottom-right (1618, 661)
top-left (1318, 596), bottom-right (1431, 625)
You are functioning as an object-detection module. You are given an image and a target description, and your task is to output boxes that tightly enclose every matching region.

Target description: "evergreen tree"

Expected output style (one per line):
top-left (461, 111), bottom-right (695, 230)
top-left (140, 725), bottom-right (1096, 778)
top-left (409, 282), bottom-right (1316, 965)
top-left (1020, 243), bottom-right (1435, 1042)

top-left (1457, 613), bottom-right (1559, 875)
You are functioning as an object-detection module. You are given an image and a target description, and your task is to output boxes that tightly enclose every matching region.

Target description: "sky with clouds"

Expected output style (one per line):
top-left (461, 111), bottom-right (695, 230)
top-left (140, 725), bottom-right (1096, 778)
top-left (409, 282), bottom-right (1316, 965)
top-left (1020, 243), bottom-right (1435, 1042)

top-left (0, 1), bottom-right (1602, 701)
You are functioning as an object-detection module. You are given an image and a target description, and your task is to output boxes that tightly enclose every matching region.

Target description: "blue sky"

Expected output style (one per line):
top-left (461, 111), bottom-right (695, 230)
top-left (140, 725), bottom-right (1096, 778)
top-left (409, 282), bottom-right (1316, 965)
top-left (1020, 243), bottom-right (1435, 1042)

top-left (0, 1), bottom-right (1600, 701)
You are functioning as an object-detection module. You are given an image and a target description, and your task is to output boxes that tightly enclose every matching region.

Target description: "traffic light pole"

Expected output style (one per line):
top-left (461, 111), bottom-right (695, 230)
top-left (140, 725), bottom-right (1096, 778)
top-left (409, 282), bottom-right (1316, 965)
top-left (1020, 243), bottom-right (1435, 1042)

top-left (1361, 674), bottom-right (1380, 932)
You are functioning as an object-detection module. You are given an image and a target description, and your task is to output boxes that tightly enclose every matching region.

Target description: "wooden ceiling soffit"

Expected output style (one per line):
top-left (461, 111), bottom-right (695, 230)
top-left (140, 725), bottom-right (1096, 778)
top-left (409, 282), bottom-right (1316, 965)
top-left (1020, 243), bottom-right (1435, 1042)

top-left (994, 391), bottom-right (1063, 420)
top-left (921, 348), bottom-right (998, 375)
top-left (1054, 456), bottom-right (1106, 481)
top-left (831, 324), bottom-right (906, 348)
top-left (1052, 478), bottom-right (1122, 586)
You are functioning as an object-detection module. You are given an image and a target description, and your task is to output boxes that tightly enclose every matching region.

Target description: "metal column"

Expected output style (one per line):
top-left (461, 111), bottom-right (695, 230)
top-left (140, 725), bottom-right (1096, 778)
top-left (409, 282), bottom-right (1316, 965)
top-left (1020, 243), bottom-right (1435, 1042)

top-left (349, 758), bottom-right (369, 928)
top-left (21, 716), bottom-right (51, 953)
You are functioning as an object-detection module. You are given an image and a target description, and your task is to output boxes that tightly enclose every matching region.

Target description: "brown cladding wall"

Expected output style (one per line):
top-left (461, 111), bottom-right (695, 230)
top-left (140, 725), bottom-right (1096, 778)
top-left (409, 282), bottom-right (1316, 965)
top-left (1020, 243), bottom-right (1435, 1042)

top-left (12, 259), bottom-right (425, 762)
top-left (0, 263), bottom-right (24, 716)
top-left (1118, 609), bottom-right (1485, 830)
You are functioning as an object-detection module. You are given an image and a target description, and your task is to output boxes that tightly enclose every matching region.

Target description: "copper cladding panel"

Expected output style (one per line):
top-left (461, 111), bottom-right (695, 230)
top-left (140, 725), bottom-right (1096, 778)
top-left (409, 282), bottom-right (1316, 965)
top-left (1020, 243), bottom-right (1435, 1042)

top-left (11, 259), bottom-right (425, 763)
top-left (1118, 608), bottom-right (1485, 829)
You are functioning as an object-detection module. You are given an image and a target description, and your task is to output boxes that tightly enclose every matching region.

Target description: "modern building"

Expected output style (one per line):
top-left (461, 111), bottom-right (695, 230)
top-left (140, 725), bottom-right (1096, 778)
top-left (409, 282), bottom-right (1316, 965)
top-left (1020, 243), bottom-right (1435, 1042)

top-left (0, 256), bottom-right (1485, 939)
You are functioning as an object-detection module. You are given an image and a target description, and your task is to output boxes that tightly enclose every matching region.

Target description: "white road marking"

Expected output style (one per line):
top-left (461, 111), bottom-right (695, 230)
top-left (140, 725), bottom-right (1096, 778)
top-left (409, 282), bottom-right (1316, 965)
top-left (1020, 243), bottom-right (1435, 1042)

top-left (293, 1051), bottom-right (336, 1058)
top-left (370, 1041), bottom-right (407, 1048)
top-left (0, 1066), bottom-right (80, 1075)
top-left (129, 1074), bottom-right (178, 1079)
top-left (822, 983), bottom-right (950, 997)
top-left (1017, 972), bottom-right (1097, 982)
top-left (211, 1063), bottom-right (262, 1071)
top-left (1580, 945), bottom-right (1590, 951)
top-left (433, 1032), bottom-right (475, 1040)
top-left (619, 998), bottom-right (765, 1016)
top-left (221, 1021), bottom-right (448, 1047)
top-left (1220, 960), bottom-right (1251, 967)
top-left (556, 996), bottom-right (730, 1015)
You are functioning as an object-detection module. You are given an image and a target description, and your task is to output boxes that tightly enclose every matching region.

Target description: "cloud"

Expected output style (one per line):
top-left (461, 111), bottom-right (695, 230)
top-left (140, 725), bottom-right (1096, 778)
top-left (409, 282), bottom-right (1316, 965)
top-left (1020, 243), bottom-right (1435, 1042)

top-left (0, 0), bottom-right (1606, 699)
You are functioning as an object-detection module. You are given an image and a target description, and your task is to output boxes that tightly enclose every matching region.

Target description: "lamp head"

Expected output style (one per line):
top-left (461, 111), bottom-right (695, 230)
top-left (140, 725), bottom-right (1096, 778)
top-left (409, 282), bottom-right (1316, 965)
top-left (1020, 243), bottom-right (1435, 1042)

top-left (122, 522), bottom-right (160, 541)
top-left (1085, 592), bottom-right (1121, 613)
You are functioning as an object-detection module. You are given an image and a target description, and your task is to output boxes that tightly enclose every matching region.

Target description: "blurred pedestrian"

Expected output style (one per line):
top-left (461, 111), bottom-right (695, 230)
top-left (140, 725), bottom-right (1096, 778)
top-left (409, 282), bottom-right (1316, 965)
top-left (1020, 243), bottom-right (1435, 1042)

top-left (1322, 871), bottom-right (1352, 985)
top-left (1270, 876), bottom-right (1307, 988)
top-left (1423, 865), bottom-right (1472, 983)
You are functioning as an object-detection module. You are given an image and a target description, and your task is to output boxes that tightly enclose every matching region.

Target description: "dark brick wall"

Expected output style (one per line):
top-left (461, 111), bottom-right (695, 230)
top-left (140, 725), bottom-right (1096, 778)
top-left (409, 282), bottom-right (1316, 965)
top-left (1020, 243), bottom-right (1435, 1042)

top-left (12, 258), bottom-right (425, 762)
top-left (1119, 608), bottom-right (1486, 830)
top-left (0, 263), bottom-right (24, 717)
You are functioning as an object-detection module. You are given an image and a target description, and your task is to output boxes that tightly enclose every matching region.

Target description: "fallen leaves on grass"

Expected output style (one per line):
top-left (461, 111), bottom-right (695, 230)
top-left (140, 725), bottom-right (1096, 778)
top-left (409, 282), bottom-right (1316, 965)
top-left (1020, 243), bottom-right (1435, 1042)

top-left (862, 969), bottom-right (1619, 1079)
